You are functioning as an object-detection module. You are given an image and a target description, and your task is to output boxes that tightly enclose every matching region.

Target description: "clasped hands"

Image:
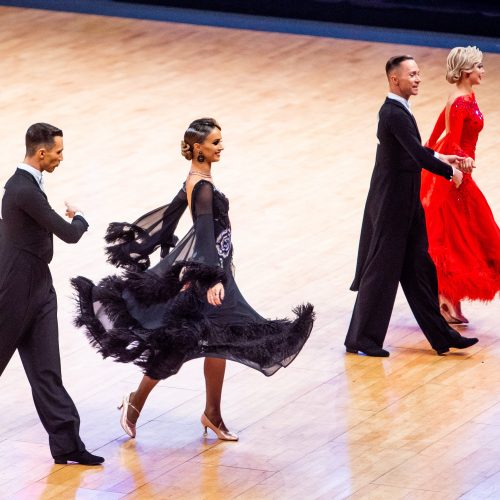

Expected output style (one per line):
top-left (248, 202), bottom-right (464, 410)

top-left (440, 154), bottom-right (475, 187)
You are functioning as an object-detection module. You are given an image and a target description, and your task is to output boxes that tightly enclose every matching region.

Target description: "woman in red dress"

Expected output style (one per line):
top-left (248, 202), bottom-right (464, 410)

top-left (421, 46), bottom-right (500, 323)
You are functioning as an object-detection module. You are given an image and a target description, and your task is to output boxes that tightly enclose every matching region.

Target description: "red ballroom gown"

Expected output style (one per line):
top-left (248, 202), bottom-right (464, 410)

top-left (421, 93), bottom-right (500, 303)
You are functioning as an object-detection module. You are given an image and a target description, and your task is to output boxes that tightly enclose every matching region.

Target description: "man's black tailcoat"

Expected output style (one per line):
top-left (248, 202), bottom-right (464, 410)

top-left (0, 168), bottom-right (88, 457)
top-left (345, 98), bottom-right (461, 352)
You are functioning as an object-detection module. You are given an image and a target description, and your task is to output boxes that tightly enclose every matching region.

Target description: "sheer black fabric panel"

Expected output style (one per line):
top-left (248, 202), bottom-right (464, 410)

top-left (104, 187), bottom-right (187, 270)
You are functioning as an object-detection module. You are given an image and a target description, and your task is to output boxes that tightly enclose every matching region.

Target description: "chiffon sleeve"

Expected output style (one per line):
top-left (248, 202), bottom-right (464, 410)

top-left (104, 186), bottom-right (188, 271)
top-left (426, 108), bottom-right (446, 149)
top-left (191, 181), bottom-right (220, 267)
top-left (179, 180), bottom-right (227, 288)
top-left (446, 99), bottom-right (467, 156)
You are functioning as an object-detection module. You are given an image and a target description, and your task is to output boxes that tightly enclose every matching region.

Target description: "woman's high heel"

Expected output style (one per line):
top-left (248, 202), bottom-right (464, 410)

top-left (118, 393), bottom-right (140, 438)
top-left (453, 301), bottom-right (469, 324)
top-left (439, 294), bottom-right (465, 324)
top-left (201, 413), bottom-right (238, 441)
top-left (440, 302), bottom-right (461, 324)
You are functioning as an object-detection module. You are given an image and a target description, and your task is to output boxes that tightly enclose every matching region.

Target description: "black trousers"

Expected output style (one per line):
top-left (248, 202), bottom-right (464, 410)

top-left (0, 250), bottom-right (85, 457)
top-left (345, 205), bottom-right (459, 352)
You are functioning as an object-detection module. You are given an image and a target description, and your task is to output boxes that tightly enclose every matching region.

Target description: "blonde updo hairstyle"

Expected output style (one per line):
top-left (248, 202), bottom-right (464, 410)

top-left (180, 117), bottom-right (221, 160)
top-left (446, 46), bottom-right (483, 84)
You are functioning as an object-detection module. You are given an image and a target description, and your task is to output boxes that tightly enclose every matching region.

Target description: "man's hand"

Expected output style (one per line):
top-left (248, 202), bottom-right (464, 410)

top-left (451, 168), bottom-right (463, 188)
top-left (65, 201), bottom-right (82, 219)
top-left (438, 154), bottom-right (465, 187)
top-left (207, 282), bottom-right (225, 306)
top-left (439, 154), bottom-right (465, 166)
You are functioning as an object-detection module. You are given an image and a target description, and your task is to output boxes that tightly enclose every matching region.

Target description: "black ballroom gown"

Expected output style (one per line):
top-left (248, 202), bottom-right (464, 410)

top-left (72, 180), bottom-right (314, 379)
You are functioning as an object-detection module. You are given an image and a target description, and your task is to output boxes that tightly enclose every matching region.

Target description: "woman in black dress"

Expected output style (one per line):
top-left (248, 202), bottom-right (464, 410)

top-left (72, 118), bottom-right (314, 441)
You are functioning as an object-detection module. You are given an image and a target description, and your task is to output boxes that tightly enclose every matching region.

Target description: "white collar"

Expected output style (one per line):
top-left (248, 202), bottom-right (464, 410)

top-left (17, 163), bottom-right (44, 189)
top-left (387, 92), bottom-right (412, 114)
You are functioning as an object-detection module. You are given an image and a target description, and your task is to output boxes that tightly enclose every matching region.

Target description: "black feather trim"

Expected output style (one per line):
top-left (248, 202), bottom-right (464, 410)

top-left (71, 273), bottom-right (315, 380)
top-left (71, 275), bottom-right (156, 362)
top-left (122, 264), bottom-right (184, 306)
top-left (104, 222), bottom-right (151, 271)
top-left (94, 275), bottom-right (141, 329)
top-left (117, 261), bottom-right (227, 306)
top-left (180, 262), bottom-right (228, 289)
top-left (105, 246), bottom-right (150, 272)
top-left (71, 276), bottom-right (107, 351)
top-left (202, 302), bottom-right (315, 377)
top-left (291, 303), bottom-right (315, 329)
top-left (104, 222), bottom-right (148, 244)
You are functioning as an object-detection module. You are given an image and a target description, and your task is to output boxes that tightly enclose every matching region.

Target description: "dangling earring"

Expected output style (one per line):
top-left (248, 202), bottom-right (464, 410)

top-left (197, 151), bottom-right (205, 163)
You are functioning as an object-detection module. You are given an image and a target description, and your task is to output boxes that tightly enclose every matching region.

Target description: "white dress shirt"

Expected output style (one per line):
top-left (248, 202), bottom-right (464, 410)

top-left (387, 92), bottom-right (412, 114)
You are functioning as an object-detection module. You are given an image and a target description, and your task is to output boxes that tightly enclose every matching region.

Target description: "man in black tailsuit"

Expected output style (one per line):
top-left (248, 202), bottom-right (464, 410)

top-left (0, 123), bottom-right (104, 465)
top-left (344, 56), bottom-right (478, 357)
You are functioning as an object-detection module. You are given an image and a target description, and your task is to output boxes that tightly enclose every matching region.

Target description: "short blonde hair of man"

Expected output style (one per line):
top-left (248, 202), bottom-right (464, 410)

top-left (446, 46), bottom-right (483, 83)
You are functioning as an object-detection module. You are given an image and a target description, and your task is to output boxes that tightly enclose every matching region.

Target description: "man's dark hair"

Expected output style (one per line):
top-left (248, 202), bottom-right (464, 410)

top-left (25, 123), bottom-right (63, 156)
top-left (385, 55), bottom-right (414, 76)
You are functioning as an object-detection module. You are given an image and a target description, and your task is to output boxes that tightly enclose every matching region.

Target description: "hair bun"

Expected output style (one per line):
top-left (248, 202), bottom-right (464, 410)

top-left (446, 68), bottom-right (461, 83)
top-left (446, 46), bottom-right (482, 84)
top-left (180, 140), bottom-right (192, 160)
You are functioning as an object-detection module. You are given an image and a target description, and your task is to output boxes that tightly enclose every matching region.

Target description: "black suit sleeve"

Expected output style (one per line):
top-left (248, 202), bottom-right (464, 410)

top-left (389, 108), bottom-right (453, 180)
top-left (17, 187), bottom-right (88, 243)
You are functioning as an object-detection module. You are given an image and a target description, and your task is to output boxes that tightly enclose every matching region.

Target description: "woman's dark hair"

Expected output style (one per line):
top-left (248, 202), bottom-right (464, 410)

top-left (181, 118), bottom-right (221, 160)
top-left (25, 122), bottom-right (63, 156)
top-left (385, 55), bottom-right (414, 76)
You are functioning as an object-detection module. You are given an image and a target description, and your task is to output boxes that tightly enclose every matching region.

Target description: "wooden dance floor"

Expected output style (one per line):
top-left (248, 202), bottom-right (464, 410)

top-left (1, 5), bottom-right (499, 499)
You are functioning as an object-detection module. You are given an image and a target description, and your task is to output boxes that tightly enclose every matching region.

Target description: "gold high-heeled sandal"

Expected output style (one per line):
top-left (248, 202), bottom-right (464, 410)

top-left (118, 393), bottom-right (140, 438)
top-left (201, 413), bottom-right (238, 441)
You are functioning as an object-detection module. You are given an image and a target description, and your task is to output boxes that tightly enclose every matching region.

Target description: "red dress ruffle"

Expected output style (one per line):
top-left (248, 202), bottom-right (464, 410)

top-left (421, 93), bottom-right (500, 303)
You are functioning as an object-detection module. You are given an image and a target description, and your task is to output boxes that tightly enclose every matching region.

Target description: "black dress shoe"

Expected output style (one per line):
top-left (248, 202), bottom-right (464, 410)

top-left (346, 346), bottom-right (390, 357)
top-left (449, 336), bottom-right (478, 349)
top-left (436, 347), bottom-right (449, 355)
top-left (436, 336), bottom-right (478, 355)
top-left (54, 449), bottom-right (105, 465)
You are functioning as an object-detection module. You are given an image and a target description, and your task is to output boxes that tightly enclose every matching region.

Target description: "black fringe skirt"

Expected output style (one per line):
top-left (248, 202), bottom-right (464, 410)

top-left (71, 266), bottom-right (314, 379)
